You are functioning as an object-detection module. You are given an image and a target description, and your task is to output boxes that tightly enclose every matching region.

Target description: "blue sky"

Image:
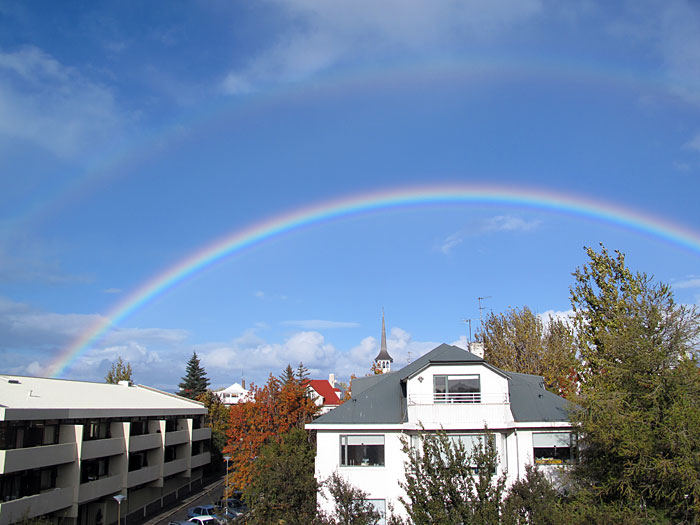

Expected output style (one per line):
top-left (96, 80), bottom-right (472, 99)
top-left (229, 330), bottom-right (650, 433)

top-left (1, 0), bottom-right (699, 392)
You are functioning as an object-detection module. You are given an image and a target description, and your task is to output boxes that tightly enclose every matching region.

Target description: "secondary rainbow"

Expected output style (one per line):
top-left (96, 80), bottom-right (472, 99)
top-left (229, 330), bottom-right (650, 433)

top-left (47, 184), bottom-right (700, 378)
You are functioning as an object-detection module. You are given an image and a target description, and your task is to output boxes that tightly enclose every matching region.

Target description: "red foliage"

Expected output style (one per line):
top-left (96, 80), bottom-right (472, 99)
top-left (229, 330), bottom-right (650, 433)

top-left (224, 371), bottom-right (318, 492)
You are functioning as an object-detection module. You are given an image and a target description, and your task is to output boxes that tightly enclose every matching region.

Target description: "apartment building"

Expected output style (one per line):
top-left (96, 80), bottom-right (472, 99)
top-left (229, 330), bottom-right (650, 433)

top-left (0, 375), bottom-right (211, 525)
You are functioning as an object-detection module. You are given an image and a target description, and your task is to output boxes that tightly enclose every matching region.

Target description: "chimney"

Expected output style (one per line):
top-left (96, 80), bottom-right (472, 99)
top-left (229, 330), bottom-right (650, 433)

top-left (328, 373), bottom-right (335, 388)
top-left (469, 342), bottom-right (485, 359)
top-left (241, 378), bottom-right (245, 389)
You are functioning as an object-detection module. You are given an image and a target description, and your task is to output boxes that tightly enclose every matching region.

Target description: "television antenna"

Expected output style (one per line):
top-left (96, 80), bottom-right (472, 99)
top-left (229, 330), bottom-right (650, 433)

top-left (478, 296), bottom-right (492, 325)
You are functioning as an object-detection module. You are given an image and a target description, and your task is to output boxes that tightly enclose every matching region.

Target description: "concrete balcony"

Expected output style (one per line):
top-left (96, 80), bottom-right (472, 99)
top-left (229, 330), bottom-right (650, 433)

top-left (165, 429), bottom-right (189, 446)
top-left (82, 437), bottom-right (125, 460)
top-left (127, 465), bottom-right (161, 488)
top-left (190, 452), bottom-right (210, 469)
top-left (192, 427), bottom-right (211, 442)
top-left (78, 474), bottom-right (122, 504)
top-left (0, 487), bottom-right (73, 525)
top-left (0, 443), bottom-right (76, 474)
top-left (129, 433), bottom-right (162, 452)
top-left (163, 458), bottom-right (188, 477)
top-left (407, 393), bottom-right (513, 428)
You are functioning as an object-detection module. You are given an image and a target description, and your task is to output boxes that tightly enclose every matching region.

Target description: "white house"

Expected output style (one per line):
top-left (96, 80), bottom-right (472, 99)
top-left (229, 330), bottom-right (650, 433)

top-left (0, 375), bottom-right (211, 525)
top-left (305, 375), bottom-right (342, 415)
top-left (307, 343), bottom-right (574, 523)
top-left (214, 382), bottom-right (249, 406)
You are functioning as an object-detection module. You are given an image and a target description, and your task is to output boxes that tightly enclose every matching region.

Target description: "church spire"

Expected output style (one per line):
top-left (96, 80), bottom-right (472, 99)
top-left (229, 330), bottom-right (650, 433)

top-left (374, 310), bottom-right (393, 373)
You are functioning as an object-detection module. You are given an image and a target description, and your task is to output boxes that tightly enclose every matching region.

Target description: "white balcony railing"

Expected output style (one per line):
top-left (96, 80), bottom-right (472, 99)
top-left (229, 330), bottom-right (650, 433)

top-left (407, 392), bottom-right (513, 427)
top-left (408, 392), bottom-right (509, 405)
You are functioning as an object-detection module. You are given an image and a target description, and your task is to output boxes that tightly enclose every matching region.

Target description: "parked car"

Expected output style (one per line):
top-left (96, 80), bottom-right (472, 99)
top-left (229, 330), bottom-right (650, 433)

top-left (187, 505), bottom-right (219, 519)
top-left (188, 517), bottom-right (219, 525)
top-left (168, 519), bottom-right (218, 525)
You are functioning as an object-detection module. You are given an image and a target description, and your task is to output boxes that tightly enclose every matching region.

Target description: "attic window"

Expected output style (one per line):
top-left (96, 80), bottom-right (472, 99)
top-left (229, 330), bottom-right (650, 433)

top-left (434, 374), bottom-right (481, 403)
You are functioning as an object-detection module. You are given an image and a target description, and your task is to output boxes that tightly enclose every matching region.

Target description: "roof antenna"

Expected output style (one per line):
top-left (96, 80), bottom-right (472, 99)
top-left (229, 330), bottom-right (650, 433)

top-left (462, 319), bottom-right (473, 343)
top-left (478, 296), bottom-right (492, 327)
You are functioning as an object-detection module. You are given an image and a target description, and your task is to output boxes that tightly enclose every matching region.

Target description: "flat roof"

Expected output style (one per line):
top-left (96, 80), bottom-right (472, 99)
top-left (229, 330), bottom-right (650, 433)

top-left (0, 375), bottom-right (206, 420)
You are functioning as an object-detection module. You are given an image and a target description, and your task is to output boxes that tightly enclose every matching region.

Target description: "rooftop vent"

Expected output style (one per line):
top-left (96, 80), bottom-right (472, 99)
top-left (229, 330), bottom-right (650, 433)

top-left (8, 379), bottom-right (20, 384)
top-left (118, 380), bottom-right (134, 387)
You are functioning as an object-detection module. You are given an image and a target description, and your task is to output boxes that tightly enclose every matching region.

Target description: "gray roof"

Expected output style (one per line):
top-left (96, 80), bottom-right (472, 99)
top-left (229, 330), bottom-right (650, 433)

top-left (313, 344), bottom-right (569, 425)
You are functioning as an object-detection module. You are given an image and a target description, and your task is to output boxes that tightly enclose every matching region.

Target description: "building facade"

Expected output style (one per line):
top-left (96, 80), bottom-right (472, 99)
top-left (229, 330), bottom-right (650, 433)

top-left (0, 376), bottom-right (211, 525)
top-left (307, 344), bottom-right (573, 523)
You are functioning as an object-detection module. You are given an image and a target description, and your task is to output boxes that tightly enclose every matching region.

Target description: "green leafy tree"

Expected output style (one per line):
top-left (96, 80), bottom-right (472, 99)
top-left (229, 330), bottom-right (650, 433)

top-left (502, 465), bottom-right (563, 525)
top-left (178, 352), bottom-right (210, 399)
top-left (245, 429), bottom-right (318, 524)
top-left (476, 306), bottom-right (579, 398)
top-left (318, 471), bottom-right (382, 525)
top-left (569, 244), bottom-right (700, 522)
top-left (398, 429), bottom-right (507, 524)
top-left (105, 356), bottom-right (133, 384)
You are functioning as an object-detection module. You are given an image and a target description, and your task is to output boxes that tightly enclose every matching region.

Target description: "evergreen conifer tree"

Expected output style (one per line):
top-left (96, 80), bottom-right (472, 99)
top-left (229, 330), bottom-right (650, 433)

top-left (105, 356), bottom-right (133, 384)
top-left (178, 352), bottom-right (210, 399)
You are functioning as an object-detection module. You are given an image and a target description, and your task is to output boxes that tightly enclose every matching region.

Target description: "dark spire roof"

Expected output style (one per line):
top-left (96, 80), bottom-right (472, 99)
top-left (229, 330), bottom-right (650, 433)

top-left (374, 310), bottom-right (393, 363)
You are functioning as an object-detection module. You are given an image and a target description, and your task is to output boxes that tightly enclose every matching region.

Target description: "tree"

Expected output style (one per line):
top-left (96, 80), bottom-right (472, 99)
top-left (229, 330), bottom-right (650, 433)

top-left (502, 465), bottom-right (562, 525)
top-left (245, 429), bottom-right (318, 524)
top-left (398, 429), bottom-right (507, 524)
top-left (318, 471), bottom-right (382, 525)
top-left (105, 356), bottom-right (133, 384)
top-left (475, 306), bottom-right (579, 398)
top-left (195, 390), bottom-right (230, 470)
top-left (225, 364), bottom-right (318, 492)
top-left (569, 244), bottom-right (700, 521)
top-left (178, 352), bottom-right (210, 399)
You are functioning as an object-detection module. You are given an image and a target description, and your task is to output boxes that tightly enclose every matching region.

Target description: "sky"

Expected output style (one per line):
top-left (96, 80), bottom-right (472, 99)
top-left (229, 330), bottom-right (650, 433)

top-left (1, 0), bottom-right (700, 392)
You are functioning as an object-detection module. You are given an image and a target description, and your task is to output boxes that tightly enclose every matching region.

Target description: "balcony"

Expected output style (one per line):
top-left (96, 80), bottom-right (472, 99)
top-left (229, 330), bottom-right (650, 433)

top-left (165, 429), bottom-right (189, 447)
top-left (0, 487), bottom-right (73, 524)
top-left (78, 474), bottom-right (122, 504)
top-left (0, 443), bottom-right (76, 474)
top-left (190, 452), bottom-right (210, 469)
top-left (163, 458), bottom-right (188, 477)
top-left (82, 437), bottom-right (125, 460)
top-left (407, 393), bottom-right (513, 427)
top-left (129, 433), bottom-right (162, 452)
top-left (127, 465), bottom-right (160, 488)
top-left (192, 427), bottom-right (211, 442)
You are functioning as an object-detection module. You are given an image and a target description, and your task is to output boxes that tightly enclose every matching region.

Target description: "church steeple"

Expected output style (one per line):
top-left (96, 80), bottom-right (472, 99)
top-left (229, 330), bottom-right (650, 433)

top-left (374, 310), bottom-right (393, 373)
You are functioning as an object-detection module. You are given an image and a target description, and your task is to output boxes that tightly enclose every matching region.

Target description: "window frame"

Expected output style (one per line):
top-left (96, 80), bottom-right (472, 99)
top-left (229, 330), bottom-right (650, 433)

top-left (433, 374), bottom-right (481, 403)
top-left (339, 435), bottom-right (385, 467)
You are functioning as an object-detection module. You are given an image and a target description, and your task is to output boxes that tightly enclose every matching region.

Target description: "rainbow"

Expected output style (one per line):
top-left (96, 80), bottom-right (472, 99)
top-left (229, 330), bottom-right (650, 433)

top-left (47, 184), bottom-right (700, 378)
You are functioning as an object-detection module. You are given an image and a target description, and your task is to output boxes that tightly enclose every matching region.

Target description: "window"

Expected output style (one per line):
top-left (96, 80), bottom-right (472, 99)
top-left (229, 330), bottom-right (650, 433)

top-left (533, 432), bottom-right (576, 465)
top-left (366, 499), bottom-right (386, 525)
top-left (340, 435), bottom-right (384, 467)
top-left (128, 451), bottom-right (149, 471)
top-left (434, 374), bottom-right (481, 403)
top-left (164, 445), bottom-right (178, 462)
top-left (130, 419), bottom-right (147, 436)
top-left (81, 458), bottom-right (109, 483)
top-left (83, 420), bottom-right (111, 441)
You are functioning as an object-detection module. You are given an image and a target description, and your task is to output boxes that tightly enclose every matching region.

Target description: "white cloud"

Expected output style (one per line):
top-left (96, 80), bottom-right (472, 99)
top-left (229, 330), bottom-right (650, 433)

top-left (673, 277), bottom-right (700, 289)
top-left (538, 309), bottom-right (575, 326)
top-left (222, 0), bottom-right (543, 93)
top-left (437, 231), bottom-right (464, 254)
top-left (683, 132), bottom-right (700, 152)
top-left (283, 319), bottom-right (360, 329)
top-left (481, 215), bottom-right (542, 233)
top-left (0, 46), bottom-right (127, 157)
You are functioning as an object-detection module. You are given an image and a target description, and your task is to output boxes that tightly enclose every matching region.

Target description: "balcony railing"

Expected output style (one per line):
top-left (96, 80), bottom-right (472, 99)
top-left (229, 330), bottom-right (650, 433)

top-left (407, 392), bottom-right (512, 426)
top-left (0, 487), bottom-right (73, 523)
top-left (409, 392), bottom-right (509, 405)
top-left (0, 442), bottom-right (76, 474)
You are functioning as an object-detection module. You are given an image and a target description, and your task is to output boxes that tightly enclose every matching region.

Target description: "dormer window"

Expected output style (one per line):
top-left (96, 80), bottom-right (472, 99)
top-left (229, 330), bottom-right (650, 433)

top-left (433, 374), bottom-right (481, 403)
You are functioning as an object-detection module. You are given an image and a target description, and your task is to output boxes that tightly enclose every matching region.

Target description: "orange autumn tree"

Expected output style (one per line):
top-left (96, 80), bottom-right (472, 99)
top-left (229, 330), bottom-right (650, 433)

top-left (224, 364), bottom-right (318, 492)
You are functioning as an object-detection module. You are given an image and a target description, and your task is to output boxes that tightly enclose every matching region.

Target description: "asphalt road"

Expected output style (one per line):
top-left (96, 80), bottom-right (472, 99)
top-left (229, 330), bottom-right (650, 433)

top-left (144, 477), bottom-right (225, 525)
